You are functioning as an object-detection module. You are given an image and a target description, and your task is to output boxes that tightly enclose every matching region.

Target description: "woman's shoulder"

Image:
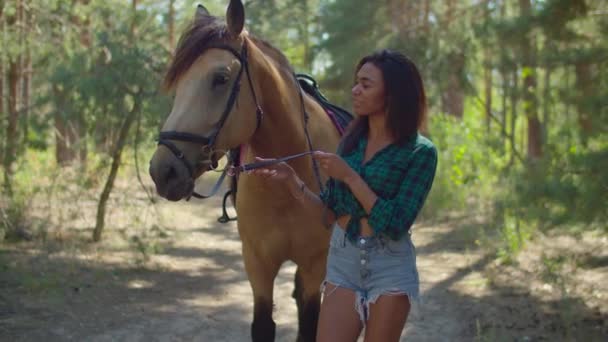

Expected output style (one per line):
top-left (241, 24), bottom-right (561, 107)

top-left (396, 133), bottom-right (435, 153)
top-left (413, 134), bottom-right (437, 168)
top-left (415, 133), bottom-right (436, 151)
top-left (390, 133), bottom-right (436, 165)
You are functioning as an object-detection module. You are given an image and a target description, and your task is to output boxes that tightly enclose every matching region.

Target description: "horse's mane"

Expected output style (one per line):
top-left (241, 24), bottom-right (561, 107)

top-left (163, 14), bottom-right (293, 91)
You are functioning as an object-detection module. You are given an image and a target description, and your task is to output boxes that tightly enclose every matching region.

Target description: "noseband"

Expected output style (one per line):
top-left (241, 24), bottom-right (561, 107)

top-left (157, 41), bottom-right (263, 183)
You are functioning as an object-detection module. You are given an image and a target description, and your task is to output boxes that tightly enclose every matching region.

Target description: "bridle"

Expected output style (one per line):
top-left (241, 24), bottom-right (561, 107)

top-left (157, 41), bottom-right (262, 190)
top-left (156, 39), bottom-right (323, 200)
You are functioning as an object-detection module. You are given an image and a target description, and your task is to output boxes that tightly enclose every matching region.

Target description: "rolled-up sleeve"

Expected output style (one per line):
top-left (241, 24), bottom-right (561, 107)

top-left (319, 178), bottom-right (335, 209)
top-left (368, 145), bottom-right (438, 239)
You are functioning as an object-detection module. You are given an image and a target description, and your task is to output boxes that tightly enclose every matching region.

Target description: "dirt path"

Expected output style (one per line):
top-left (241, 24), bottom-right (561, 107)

top-left (1, 191), bottom-right (606, 341)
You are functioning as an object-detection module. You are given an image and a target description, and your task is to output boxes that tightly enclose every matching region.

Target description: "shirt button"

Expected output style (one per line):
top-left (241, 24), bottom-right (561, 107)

top-left (361, 259), bottom-right (367, 265)
top-left (360, 238), bottom-right (366, 245)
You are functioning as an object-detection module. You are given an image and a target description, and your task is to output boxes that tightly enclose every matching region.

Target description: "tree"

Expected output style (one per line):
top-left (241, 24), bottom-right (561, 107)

top-left (92, 0), bottom-right (170, 241)
top-left (440, 0), bottom-right (465, 118)
top-left (168, 0), bottom-right (175, 49)
top-left (519, 0), bottom-right (542, 160)
top-left (54, 0), bottom-right (91, 166)
top-left (3, 0), bottom-right (25, 191)
top-left (0, 0), bottom-right (6, 166)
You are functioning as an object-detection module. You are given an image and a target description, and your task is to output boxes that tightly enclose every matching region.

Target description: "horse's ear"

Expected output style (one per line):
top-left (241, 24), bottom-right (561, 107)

top-left (226, 0), bottom-right (245, 36)
top-left (195, 4), bottom-right (211, 20)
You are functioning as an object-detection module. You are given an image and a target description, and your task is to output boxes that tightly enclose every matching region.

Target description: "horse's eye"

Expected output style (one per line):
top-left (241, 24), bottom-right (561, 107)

top-left (212, 74), bottom-right (230, 87)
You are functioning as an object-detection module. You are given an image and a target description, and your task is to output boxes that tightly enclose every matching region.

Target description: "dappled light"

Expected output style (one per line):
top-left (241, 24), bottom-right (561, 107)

top-left (1, 0), bottom-right (606, 341)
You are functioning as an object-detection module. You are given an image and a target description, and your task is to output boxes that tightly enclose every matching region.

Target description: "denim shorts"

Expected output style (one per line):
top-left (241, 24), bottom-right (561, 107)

top-left (321, 223), bottom-right (420, 323)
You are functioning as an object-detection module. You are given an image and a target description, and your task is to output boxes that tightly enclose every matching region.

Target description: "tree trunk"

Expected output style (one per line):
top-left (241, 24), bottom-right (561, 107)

top-left (441, 0), bottom-right (465, 118)
top-left (76, 0), bottom-right (90, 166)
top-left (168, 0), bottom-right (175, 49)
top-left (53, 84), bottom-right (76, 166)
top-left (520, 0), bottom-right (541, 160)
top-left (302, 0), bottom-right (311, 72)
top-left (442, 52), bottom-right (465, 118)
top-left (387, 0), bottom-right (401, 34)
top-left (130, 0), bottom-right (138, 38)
top-left (3, 0), bottom-right (22, 191)
top-left (445, 0), bottom-right (454, 25)
top-left (509, 67), bottom-right (519, 166)
top-left (542, 62), bottom-right (552, 149)
top-left (423, 0), bottom-right (430, 34)
top-left (93, 0), bottom-right (140, 242)
top-left (78, 32), bottom-right (90, 165)
top-left (4, 61), bottom-right (19, 191)
top-left (54, 0), bottom-right (90, 166)
top-left (484, 0), bottom-right (493, 132)
top-left (500, 66), bottom-right (508, 154)
top-left (21, 3), bottom-right (31, 151)
top-left (500, 0), bottom-right (509, 155)
top-left (575, 62), bottom-right (593, 145)
top-left (93, 96), bottom-right (141, 242)
top-left (0, 5), bottom-right (5, 166)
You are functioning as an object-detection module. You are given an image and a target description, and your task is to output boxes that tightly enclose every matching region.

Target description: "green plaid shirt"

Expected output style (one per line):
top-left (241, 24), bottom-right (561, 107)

top-left (320, 133), bottom-right (437, 242)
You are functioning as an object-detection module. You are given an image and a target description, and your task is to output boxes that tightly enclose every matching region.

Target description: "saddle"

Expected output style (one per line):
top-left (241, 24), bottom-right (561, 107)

top-left (296, 73), bottom-right (354, 135)
top-left (217, 74), bottom-right (354, 223)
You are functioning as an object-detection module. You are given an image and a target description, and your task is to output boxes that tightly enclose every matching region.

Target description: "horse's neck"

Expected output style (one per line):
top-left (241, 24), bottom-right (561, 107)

top-left (247, 41), bottom-right (311, 157)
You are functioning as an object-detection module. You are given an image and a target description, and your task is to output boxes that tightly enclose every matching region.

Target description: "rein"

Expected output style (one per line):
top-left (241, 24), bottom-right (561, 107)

top-left (227, 150), bottom-right (316, 176)
top-left (156, 39), bottom-right (324, 202)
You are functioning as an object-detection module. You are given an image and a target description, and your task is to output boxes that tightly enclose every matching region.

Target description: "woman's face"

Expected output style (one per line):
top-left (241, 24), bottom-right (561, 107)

top-left (351, 62), bottom-right (386, 117)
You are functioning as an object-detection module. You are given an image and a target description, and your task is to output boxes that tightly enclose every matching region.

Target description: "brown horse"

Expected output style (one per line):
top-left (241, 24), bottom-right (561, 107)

top-left (148, 1), bottom-right (341, 341)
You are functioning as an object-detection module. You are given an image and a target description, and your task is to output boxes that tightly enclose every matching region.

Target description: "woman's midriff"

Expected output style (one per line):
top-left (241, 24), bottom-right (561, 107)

top-left (336, 215), bottom-right (374, 237)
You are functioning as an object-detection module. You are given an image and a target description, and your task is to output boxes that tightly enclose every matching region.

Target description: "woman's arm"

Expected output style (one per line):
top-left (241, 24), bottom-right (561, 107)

top-left (365, 145), bottom-right (437, 238)
top-left (343, 173), bottom-right (377, 214)
top-left (316, 145), bottom-right (437, 238)
top-left (289, 175), bottom-right (337, 225)
top-left (249, 158), bottom-right (336, 226)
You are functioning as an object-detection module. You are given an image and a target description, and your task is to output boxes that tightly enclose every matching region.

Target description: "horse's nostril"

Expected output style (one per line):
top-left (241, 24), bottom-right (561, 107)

top-left (165, 165), bottom-right (178, 184)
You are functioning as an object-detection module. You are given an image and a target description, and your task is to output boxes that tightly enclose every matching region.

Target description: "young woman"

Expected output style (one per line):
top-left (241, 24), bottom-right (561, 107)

top-left (252, 49), bottom-right (437, 341)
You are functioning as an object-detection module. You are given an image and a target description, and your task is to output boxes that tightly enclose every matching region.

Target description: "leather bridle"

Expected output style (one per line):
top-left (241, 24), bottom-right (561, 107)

top-left (156, 41), bottom-right (263, 198)
top-left (156, 39), bottom-right (323, 201)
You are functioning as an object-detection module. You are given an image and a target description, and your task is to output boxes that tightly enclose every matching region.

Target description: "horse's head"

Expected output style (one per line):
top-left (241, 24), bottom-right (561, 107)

top-left (150, 1), bottom-right (261, 201)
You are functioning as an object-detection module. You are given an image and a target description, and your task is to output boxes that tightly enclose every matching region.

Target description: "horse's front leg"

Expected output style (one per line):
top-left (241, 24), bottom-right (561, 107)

top-left (292, 255), bottom-right (326, 342)
top-left (242, 242), bottom-right (281, 342)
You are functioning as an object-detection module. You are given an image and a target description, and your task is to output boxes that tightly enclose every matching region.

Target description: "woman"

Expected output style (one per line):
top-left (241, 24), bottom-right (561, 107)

top-left (252, 49), bottom-right (437, 341)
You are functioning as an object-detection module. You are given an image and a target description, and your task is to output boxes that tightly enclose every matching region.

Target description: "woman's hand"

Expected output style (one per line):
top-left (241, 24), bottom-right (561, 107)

top-left (313, 151), bottom-right (357, 183)
top-left (249, 157), bottom-right (307, 199)
top-left (248, 157), bottom-right (295, 182)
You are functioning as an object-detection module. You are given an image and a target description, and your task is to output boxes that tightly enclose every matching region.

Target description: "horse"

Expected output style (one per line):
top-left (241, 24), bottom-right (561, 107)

top-left (148, 1), bottom-right (344, 341)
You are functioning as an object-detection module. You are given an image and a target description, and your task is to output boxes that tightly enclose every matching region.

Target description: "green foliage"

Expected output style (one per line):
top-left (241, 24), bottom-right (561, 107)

top-left (421, 109), bottom-right (508, 218)
top-left (541, 253), bottom-right (567, 284)
top-left (1, 0), bottom-right (606, 257)
top-left (0, 193), bottom-right (28, 241)
top-left (44, 0), bottom-right (172, 154)
top-left (503, 138), bottom-right (608, 232)
top-left (125, 225), bottom-right (169, 266)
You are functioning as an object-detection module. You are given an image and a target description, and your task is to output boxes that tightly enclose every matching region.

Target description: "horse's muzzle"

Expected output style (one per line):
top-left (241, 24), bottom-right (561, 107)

top-left (149, 151), bottom-right (196, 201)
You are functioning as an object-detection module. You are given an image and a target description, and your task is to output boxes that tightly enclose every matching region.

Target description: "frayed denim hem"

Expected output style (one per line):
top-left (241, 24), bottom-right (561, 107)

top-left (321, 281), bottom-right (419, 325)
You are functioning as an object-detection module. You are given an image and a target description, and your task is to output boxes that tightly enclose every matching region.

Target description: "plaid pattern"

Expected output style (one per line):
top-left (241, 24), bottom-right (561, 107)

top-left (320, 133), bottom-right (437, 242)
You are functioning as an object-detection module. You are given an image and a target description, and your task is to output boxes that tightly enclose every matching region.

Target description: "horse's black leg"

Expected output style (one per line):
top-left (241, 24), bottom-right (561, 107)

top-left (293, 268), bottom-right (321, 342)
top-left (251, 296), bottom-right (276, 342)
top-left (243, 243), bottom-right (279, 342)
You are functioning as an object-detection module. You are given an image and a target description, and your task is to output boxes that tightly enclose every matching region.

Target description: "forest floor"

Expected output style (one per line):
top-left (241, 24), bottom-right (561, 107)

top-left (0, 176), bottom-right (606, 341)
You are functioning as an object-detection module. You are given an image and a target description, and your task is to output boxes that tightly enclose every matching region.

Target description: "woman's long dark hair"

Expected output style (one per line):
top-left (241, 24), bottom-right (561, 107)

top-left (340, 49), bottom-right (427, 155)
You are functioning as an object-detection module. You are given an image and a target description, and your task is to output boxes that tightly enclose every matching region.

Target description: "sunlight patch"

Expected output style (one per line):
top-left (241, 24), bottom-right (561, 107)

top-left (127, 279), bottom-right (154, 289)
